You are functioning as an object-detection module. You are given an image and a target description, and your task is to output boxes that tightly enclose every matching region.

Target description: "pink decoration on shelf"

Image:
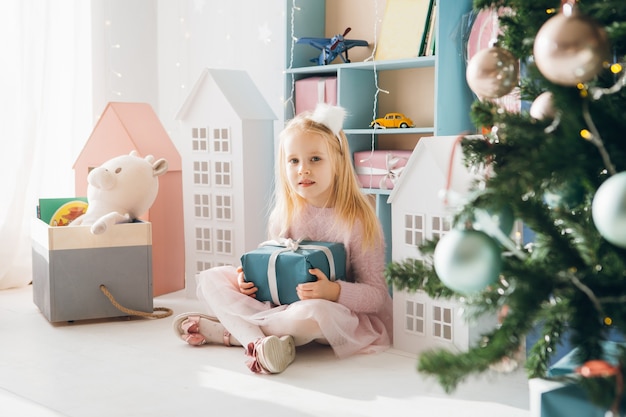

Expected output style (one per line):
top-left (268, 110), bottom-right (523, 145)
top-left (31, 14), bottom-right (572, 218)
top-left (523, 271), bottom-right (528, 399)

top-left (354, 150), bottom-right (412, 190)
top-left (295, 76), bottom-right (337, 115)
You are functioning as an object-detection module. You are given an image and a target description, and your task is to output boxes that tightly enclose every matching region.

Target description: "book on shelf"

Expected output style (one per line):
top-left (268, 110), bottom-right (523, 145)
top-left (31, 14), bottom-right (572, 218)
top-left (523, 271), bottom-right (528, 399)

top-left (375, 0), bottom-right (434, 61)
top-left (37, 197), bottom-right (88, 226)
top-left (423, 1), bottom-right (437, 56)
top-left (419, 0), bottom-right (436, 56)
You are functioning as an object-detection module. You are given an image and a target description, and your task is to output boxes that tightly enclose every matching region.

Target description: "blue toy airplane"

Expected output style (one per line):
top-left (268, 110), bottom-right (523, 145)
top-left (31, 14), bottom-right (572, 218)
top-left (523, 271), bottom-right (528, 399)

top-left (297, 27), bottom-right (369, 66)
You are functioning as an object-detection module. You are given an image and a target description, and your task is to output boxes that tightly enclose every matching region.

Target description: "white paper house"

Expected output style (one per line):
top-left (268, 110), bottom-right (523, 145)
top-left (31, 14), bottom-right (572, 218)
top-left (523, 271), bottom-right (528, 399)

top-left (387, 135), bottom-right (496, 355)
top-left (175, 68), bottom-right (276, 295)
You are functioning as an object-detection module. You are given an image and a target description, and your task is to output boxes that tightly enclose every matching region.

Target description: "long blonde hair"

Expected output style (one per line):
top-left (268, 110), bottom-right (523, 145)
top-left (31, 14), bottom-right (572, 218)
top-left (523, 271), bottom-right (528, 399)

top-left (268, 111), bottom-right (381, 248)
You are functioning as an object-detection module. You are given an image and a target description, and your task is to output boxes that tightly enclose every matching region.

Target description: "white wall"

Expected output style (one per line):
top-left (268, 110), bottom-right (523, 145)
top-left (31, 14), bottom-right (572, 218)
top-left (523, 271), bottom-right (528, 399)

top-left (91, 0), bottom-right (285, 150)
top-left (91, 0), bottom-right (159, 120)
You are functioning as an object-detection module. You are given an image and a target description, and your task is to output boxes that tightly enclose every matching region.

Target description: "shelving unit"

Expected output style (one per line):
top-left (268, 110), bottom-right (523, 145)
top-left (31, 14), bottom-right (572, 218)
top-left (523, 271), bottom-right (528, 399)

top-left (284, 0), bottom-right (475, 261)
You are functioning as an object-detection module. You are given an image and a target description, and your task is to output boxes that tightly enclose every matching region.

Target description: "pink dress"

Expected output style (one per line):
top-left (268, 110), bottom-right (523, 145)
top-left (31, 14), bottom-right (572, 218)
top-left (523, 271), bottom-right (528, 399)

top-left (196, 204), bottom-right (393, 358)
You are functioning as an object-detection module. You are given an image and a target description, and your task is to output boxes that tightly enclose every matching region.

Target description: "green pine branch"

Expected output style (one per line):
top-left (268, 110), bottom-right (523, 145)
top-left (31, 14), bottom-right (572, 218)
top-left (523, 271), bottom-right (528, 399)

top-left (386, 0), bottom-right (626, 401)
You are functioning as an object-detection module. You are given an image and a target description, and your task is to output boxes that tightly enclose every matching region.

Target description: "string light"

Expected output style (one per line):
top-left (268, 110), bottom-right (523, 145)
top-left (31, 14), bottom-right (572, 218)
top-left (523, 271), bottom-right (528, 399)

top-left (284, 0), bottom-right (298, 117)
top-left (581, 100), bottom-right (617, 175)
top-left (580, 129), bottom-right (592, 140)
top-left (364, 0), bottom-right (387, 155)
top-left (590, 60), bottom-right (626, 100)
top-left (104, 2), bottom-right (123, 98)
top-left (285, 0), bottom-right (389, 135)
top-left (176, 1), bottom-right (191, 100)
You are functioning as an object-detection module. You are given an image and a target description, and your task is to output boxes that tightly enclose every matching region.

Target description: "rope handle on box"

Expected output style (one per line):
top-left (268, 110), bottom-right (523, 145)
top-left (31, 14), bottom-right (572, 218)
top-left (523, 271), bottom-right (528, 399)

top-left (99, 284), bottom-right (173, 319)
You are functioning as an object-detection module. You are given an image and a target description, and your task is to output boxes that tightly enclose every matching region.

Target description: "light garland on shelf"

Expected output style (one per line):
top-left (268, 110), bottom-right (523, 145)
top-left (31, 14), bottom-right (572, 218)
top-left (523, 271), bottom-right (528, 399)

top-left (284, 1), bottom-right (300, 117)
top-left (364, 0), bottom-right (387, 154)
top-left (285, 0), bottom-right (390, 151)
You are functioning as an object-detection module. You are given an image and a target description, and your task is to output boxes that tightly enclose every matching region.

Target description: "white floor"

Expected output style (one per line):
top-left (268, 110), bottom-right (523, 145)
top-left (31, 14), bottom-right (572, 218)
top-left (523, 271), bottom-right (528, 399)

top-left (0, 285), bottom-right (531, 417)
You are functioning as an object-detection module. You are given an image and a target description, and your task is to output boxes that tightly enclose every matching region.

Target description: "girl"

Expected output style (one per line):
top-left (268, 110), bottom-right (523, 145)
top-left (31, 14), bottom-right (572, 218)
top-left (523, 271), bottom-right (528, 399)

top-left (173, 104), bottom-right (393, 374)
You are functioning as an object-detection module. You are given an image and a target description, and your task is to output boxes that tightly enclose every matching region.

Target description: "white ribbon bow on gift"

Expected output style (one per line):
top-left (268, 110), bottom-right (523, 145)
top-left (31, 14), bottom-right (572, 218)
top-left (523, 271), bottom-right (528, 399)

top-left (259, 238), bottom-right (337, 306)
top-left (355, 152), bottom-right (407, 190)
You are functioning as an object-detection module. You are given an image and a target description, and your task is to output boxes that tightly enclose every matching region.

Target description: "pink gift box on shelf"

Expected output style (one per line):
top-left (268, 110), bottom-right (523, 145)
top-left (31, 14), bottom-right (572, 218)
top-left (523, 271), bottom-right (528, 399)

top-left (295, 76), bottom-right (337, 114)
top-left (354, 150), bottom-right (412, 190)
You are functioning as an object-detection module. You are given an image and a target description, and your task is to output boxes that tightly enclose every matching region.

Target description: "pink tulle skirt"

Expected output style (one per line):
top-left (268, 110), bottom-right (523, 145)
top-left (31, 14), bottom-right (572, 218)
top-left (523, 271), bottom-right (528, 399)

top-left (196, 266), bottom-right (391, 358)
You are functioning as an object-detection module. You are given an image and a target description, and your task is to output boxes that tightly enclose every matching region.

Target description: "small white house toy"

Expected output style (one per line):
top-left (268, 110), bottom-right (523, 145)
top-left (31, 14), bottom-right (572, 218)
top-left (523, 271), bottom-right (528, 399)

top-left (388, 136), bottom-right (497, 355)
top-left (71, 151), bottom-right (168, 235)
top-left (175, 68), bottom-right (276, 296)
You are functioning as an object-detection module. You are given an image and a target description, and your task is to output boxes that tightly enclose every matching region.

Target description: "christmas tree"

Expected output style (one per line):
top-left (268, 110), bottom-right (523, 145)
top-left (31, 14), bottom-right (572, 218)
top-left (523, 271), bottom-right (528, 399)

top-left (386, 0), bottom-right (626, 412)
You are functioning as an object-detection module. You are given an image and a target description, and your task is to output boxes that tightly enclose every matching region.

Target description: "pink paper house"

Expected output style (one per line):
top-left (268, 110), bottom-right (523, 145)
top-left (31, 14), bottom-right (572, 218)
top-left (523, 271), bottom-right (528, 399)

top-left (73, 102), bottom-right (185, 296)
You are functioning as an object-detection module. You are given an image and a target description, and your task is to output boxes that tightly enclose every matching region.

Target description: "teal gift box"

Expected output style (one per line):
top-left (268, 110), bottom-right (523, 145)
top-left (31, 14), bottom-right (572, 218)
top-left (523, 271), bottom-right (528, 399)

top-left (529, 341), bottom-right (626, 417)
top-left (530, 378), bottom-right (626, 417)
top-left (548, 341), bottom-right (622, 377)
top-left (240, 239), bottom-right (346, 305)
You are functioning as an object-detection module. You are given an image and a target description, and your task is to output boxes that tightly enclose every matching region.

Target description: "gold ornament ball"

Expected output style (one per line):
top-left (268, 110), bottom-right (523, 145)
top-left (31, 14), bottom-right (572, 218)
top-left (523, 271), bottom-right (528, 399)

top-left (530, 91), bottom-right (556, 120)
top-left (533, 8), bottom-right (610, 86)
top-left (466, 46), bottom-right (519, 99)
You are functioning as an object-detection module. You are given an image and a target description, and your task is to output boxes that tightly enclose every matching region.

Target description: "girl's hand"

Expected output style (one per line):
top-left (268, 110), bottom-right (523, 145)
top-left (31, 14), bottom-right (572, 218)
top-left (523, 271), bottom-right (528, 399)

top-left (296, 268), bottom-right (341, 302)
top-left (237, 266), bottom-right (258, 298)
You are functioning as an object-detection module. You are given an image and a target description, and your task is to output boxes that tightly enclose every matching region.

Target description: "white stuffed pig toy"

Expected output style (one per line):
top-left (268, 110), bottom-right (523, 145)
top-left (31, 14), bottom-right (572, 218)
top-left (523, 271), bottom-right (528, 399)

top-left (71, 151), bottom-right (168, 234)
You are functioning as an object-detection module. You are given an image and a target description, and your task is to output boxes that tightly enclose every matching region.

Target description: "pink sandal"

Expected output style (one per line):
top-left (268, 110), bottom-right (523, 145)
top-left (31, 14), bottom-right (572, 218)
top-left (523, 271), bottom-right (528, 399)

top-left (172, 313), bottom-right (231, 346)
top-left (245, 335), bottom-right (296, 374)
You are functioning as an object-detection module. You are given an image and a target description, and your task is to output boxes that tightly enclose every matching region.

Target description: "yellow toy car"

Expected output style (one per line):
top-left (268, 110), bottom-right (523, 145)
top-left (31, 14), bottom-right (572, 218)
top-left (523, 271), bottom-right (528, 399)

top-left (370, 112), bottom-right (414, 129)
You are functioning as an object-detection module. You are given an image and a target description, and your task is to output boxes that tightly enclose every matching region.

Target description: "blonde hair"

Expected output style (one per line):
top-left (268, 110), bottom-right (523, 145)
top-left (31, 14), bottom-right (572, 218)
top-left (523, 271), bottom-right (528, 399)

top-left (268, 111), bottom-right (381, 248)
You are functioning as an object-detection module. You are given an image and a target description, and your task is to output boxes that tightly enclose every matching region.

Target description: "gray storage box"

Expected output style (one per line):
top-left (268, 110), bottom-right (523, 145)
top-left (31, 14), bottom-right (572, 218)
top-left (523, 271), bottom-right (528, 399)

top-left (31, 218), bottom-right (153, 322)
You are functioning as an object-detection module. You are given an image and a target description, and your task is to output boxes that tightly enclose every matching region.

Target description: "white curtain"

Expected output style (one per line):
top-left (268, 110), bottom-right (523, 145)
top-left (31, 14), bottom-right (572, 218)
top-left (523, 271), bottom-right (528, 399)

top-left (0, 1), bottom-right (92, 289)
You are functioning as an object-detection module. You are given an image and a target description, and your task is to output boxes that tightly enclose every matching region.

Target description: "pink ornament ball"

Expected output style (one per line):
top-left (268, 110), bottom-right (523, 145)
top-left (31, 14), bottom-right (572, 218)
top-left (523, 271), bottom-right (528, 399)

top-left (530, 91), bottom-right (556, 120)
top-left (533, 7), bottom-right (610, 86)
top-left (466, 46), bottom-right (519, 99)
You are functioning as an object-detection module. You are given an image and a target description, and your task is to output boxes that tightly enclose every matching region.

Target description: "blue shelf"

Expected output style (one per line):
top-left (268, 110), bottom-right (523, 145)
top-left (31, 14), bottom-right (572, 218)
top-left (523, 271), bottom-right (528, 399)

top-left (285, 56), bottom-right (436, 74)
top-left (285, 0), bottom-right (475, 263)
top-left (361, 188), bottom-right (391, 196)
top-left (345, 127), bottom-right (434, 135)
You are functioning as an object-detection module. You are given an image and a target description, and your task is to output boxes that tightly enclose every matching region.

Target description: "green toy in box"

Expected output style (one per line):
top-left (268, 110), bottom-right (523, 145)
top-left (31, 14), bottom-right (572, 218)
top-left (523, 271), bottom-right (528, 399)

top-left (240, 239), bottom-right (346, 305)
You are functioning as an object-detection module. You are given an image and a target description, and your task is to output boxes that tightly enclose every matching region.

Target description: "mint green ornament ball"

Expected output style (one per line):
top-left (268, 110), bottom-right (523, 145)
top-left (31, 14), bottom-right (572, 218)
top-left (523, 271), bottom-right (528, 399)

top-left (592, 172), bottom-right (626, 248)
top-left (434, 229), bottom-right (502, 294)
